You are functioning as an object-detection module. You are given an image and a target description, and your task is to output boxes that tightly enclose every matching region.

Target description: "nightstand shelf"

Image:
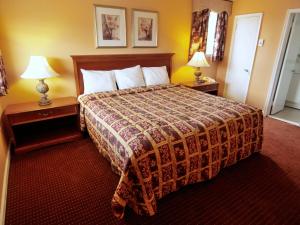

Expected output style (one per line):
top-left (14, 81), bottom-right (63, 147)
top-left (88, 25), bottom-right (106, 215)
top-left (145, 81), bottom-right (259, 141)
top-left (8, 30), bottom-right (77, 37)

top-left (180, 80), bottom-right (219, 95)
top-left (4, 97), bottom-right (82, 154)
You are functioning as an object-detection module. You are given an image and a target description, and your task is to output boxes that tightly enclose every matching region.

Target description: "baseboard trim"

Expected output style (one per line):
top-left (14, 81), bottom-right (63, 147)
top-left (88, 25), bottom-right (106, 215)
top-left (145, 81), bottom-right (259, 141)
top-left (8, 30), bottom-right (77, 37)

top-left (0, 143), bottom-right (11, 225)
top-left (285, 101), bottom-right (300, 110)
top-left (269, 115), bottom-right (300, 127)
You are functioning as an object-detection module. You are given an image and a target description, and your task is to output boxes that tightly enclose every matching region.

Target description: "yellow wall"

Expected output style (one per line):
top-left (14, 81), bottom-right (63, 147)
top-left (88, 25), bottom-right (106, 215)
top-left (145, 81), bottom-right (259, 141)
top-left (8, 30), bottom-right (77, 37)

top-left (216, 0), bottom-right (300, 109)
top-left (0, 0), bottom-right (193, 109)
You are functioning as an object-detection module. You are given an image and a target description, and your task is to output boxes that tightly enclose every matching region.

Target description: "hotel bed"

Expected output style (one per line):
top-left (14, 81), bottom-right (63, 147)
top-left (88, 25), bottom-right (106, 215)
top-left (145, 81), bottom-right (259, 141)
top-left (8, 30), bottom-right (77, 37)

top-left (72, 54), bottom-right (263, 219)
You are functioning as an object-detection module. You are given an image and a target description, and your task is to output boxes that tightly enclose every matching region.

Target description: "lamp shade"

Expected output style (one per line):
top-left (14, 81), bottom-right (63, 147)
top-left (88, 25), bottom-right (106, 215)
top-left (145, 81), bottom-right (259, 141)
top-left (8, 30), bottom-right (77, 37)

top-left (187, 51), bottom-right (210, 68)
top-left (21, 56), bottom-right (59, 79)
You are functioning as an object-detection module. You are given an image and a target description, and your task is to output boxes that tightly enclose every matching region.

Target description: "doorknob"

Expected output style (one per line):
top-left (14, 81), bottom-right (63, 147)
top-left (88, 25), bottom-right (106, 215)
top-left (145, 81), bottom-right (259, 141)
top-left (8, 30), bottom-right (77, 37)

top-left (244, 69), bottom-right (249, 73)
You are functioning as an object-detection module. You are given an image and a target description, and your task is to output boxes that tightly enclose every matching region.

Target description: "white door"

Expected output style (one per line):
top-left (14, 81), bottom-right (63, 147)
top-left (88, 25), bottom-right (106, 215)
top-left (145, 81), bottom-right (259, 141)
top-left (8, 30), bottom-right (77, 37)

top-left (224, 13), bottom-right (263, 103)
top-left (271, 14), bottom-right (299, 114)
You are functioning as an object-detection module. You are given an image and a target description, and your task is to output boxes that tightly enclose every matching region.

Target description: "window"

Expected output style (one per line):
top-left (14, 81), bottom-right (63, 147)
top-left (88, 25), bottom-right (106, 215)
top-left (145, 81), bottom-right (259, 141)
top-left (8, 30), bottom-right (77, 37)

top-left (206, 11), bottom-right (218, 55)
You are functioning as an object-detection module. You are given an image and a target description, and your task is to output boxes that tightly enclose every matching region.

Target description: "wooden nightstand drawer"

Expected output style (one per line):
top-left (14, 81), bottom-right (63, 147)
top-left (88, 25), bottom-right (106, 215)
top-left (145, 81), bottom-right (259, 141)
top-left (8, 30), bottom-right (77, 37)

top-left (196, 83), bottom-right (219, 92)
top-left (8, 105), bottom-right (78, 125)
top-left (180, 81), bottom-right (219, 96)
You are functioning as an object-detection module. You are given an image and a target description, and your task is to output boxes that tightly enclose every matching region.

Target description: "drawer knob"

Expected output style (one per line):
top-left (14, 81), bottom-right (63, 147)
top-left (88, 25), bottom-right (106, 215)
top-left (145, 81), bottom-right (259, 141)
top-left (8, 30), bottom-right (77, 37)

top-left (38, 111), bottom-right (52, 117)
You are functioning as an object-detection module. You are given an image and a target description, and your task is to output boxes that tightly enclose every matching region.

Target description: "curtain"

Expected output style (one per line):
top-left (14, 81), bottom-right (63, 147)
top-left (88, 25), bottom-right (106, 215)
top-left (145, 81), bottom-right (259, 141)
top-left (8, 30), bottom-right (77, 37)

top-left (0, 52), bottom-right (8, 96)
top-left (188, 9), bottom-right (210, 59)
top-left (212, 11), bottom-right (228, 62)
top-left (192, 0), bottom-right (232, 16)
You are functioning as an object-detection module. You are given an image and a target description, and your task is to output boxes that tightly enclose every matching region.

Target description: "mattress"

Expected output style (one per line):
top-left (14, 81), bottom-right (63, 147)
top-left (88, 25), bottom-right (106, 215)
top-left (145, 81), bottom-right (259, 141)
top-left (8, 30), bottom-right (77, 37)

top-left (78, 84), bottom-right (263, 219)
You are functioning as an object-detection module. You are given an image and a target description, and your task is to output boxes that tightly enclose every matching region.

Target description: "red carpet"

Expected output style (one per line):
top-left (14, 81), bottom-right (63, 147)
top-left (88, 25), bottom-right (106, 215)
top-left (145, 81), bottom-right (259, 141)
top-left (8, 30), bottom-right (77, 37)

top-left (5, 117), bottom-right (300, 225)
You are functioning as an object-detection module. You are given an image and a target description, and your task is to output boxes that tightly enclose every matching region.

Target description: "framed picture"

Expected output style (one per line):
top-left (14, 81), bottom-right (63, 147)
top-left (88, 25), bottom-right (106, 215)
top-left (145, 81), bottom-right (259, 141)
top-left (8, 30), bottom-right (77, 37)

top-left (132, 9), bottom-right (158, 48)
top-left (94, 5), bottom-right (127, 48)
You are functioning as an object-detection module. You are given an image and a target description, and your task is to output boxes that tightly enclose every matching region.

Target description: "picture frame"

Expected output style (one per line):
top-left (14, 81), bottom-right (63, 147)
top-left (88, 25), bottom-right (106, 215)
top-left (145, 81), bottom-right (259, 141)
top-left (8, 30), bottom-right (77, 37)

top-left (132, 9), bottom-right (158, 48)
top-left (94, 5), bottom-right (127, 48)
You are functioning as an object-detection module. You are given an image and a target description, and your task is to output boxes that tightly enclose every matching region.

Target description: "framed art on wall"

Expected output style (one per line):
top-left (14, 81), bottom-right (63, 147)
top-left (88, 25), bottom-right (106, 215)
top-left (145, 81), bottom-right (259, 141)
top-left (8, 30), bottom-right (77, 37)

top-left (132, 9), bottom-right (158, 47)
top-left (94, 5), bottom-right (127, 48)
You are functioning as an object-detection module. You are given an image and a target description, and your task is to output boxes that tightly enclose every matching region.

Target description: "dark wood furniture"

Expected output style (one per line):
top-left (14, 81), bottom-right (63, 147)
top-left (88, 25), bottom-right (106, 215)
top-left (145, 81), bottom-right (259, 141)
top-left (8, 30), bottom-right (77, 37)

top-left (4, 97), bottom-right (82, 154)
top-left (180, 80), bottom-right (219, 95)
top-left (71, 53), bottom-right (174, 95)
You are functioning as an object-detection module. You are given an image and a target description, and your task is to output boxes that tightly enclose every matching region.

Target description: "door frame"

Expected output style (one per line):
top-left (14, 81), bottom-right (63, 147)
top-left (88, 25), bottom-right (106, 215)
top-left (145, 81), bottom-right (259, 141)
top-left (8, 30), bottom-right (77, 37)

top-left (264, 8), bottom-right (300, 115)
top-left (223, 13), bottom-right (263, 103)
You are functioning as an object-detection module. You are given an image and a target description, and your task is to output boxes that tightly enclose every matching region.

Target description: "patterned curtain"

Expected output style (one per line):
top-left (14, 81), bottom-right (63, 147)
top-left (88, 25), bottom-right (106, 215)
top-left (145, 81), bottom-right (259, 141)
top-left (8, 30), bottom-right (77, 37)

top-left (188, 9), bottom-right (210, 59)
top-left (212, 11), bottom-right (228, 62)
top-left (0, 52), bottom-right (8, 96)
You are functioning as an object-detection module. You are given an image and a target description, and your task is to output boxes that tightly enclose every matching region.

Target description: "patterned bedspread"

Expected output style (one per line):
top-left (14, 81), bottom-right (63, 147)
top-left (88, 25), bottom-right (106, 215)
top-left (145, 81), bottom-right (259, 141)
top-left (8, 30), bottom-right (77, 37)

top-left (78, 84), bottom-right (263, 219)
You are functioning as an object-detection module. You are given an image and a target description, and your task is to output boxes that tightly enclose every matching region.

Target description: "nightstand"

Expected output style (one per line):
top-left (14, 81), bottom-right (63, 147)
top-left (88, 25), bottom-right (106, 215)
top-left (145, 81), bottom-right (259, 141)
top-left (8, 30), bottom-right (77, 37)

top-left (180, 80), bottom-right (219, 95)
top-left (4, 97), bottom-right (82, 154)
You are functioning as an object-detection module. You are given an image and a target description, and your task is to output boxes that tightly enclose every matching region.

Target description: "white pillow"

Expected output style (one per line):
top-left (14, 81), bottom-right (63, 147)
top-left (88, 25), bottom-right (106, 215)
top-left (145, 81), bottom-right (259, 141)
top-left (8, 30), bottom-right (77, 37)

top-left (81, 69), bottom-right (117, 94)
top-left (142, 66), bottom-right (170, 86)
top-left (114, 65), bottom-right (146, 90)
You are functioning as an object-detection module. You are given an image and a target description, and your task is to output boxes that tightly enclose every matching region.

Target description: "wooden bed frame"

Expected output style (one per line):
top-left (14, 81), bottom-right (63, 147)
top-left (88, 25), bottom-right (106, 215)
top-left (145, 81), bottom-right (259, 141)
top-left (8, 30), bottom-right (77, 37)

top-left (71, 53), bottom-right (175, 96)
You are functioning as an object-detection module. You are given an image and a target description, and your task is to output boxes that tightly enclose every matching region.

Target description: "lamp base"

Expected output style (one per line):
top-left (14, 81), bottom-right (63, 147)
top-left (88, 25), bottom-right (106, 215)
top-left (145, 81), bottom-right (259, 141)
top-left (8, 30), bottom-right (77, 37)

top-left (36, 79), bottom-right (51, 106)
top-left (39, 95), bottom-right (51, 106)
top-left (194, 68), bottom-right (205, 83)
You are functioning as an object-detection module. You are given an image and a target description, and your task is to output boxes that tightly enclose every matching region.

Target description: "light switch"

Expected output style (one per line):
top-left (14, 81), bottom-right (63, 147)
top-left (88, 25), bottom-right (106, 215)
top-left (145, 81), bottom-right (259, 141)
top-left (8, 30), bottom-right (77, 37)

top-left (258, 39), bottom-right (265, 47)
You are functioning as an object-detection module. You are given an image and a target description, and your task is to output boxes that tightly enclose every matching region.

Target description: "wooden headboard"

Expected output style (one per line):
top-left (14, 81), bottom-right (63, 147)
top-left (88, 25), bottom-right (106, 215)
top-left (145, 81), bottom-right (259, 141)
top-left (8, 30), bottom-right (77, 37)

top-left (71, 53), bottom-right (175, 95)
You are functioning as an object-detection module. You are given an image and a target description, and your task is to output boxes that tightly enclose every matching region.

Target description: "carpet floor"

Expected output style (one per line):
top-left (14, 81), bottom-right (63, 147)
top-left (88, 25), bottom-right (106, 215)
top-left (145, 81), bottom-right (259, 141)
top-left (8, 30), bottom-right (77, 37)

top-left (5, 117), bottom-right (300, 225)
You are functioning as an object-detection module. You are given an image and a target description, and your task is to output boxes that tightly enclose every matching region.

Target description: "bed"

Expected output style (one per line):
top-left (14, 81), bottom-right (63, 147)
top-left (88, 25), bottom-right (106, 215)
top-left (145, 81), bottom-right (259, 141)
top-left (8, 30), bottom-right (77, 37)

top-left (72, 53), bottom-right (263, 219)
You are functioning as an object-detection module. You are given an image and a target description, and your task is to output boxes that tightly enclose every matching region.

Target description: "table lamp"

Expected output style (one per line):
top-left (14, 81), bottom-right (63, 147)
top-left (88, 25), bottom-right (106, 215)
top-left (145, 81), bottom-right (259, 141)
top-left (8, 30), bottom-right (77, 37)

top-left (21, 56), bottom-right (59, 106)
top-left (187, 51), bottom-right (210, 83)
